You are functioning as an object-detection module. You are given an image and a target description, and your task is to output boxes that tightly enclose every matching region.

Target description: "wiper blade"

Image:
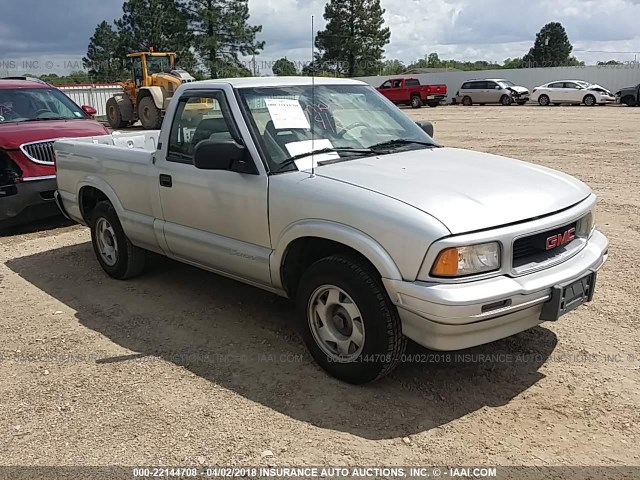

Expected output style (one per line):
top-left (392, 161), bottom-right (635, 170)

top-left (368, 139), bottom-right (438, 151)
top-left (273, 147), bottom-right (375, 173)
top-left (19, 117), bottom-right (69, 122)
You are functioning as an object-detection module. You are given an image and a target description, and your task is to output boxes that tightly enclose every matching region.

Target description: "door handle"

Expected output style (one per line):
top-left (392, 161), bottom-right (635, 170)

top-left (159, 174), bottom-right (172, 188)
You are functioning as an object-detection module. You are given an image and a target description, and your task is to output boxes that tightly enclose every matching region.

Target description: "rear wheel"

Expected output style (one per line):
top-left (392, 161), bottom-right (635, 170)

top-left (138, 96), bottom-right (163, 129)
top-left (106, 97), bottom-right (127, 129)
top-left (583, 94), bottom-right (596, 106)
top-left (90, 201), bottom-right (146, 280)
top-left (410, 95), bottom-right (423, 109)
top-left (538, 95), bottom-right (550, 106)
top-left (500, 94), bottom-right (512, 106)
top-left (297, 254), bottom-right (406, 384)
top-left (462, 96), bottom-right (472, 106)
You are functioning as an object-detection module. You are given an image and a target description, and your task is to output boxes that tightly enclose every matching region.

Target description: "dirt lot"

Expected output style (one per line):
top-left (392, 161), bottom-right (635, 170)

top-left (1, 105), bottom-right (639, 469)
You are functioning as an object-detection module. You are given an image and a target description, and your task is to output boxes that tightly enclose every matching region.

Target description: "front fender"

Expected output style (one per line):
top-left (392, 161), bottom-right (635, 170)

top-left (139, 87), bottom-right (165, 109)
top-left (270, 219), bottom-right (404, 291)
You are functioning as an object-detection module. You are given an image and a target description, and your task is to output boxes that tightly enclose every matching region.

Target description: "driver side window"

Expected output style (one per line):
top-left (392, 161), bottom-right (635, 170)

top-left (167, 91), bottom-right (237, 164)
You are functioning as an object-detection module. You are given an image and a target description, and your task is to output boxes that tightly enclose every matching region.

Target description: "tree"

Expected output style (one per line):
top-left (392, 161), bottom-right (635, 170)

top-left (503, 57), bottom-right (524, 69)
top-left (83, 21), bottom-right (128, 82)
top-left (315, 0), bottom-right (390, 77)
top-left (523, 22), bottom-right (574, 67)
top-left (427, 53), bottom-right (443, 68)
top-left (115, 0), bottom-right (194, 67)
top-left (380, 59), bottom-right (406, 75)
top-left (597, 60), bottom-right (623, 66)
top-left (272, 57), bottom-right (298, 76)
top-left (180, 0), bottom-right (264, 78)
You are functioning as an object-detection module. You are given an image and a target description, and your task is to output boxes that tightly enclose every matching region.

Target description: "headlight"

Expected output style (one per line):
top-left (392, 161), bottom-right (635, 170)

top-left (430, 242), bottom-right (501, 277)
top-left (576, 209), bottom-right (596, 237)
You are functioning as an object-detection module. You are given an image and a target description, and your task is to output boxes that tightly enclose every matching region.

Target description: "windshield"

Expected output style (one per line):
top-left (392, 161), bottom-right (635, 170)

top-left (146, 55), bottom-right (173, 75)
top-left (238, 84), bottom-right (436, 173)
top-left (498, 80), bottom-right (515, 88)
top-left (0, 88), bottom-right (88, 123)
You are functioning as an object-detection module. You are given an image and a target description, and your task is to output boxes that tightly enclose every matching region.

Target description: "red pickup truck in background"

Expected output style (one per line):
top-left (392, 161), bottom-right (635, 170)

top-left (0, 78), bottom-right (109, 228)
top-left (377, 78), bottom-right (448, 108)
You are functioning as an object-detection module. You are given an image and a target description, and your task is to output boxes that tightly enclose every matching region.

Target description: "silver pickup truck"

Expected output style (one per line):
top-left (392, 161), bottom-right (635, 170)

top-left (54, 77), bottom-right (609, 384)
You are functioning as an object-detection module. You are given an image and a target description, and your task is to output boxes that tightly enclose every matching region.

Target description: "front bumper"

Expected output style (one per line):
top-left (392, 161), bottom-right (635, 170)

top-left (384, 230), bottom-right (609, 351)
top-left (0, 177), bottom-right (59, 227)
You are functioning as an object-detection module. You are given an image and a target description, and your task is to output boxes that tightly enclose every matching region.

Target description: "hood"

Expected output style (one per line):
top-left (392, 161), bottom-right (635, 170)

top-left (508, 86), bottom-right (529, 94)
top-left (588, 84), bottom-right (613, 95)
top-left (316, 147), bottom-right (591, 234)
top-left (0, 119), bottom-right (108, 150)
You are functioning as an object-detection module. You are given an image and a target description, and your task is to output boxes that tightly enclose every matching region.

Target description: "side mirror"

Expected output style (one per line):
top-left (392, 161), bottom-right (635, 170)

top-left (82, 105), bottom-right (97, 116)
top-left (193, 139), bottom-right (253, 172)
top-left (495, 85), bottom-right (501, 90)
top-left (416, 121), bottom-right (434, 137)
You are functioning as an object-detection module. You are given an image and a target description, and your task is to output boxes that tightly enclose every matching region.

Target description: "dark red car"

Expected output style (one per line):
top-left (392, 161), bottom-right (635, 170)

top-left (0, 78), bottom-right (109, 228)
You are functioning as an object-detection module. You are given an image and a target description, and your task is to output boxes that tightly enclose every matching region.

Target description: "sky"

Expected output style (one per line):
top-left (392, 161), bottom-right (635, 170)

top-left (2, 0), bottom-right (640, 76)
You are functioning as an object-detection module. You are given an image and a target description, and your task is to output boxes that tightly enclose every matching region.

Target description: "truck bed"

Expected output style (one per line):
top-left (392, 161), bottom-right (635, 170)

top-left (54, 130), bottom-right (162, 251)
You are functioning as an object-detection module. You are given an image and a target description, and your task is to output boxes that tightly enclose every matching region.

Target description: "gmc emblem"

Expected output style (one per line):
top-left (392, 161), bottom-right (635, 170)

top-left (546, 227), bottom-right (576, 250)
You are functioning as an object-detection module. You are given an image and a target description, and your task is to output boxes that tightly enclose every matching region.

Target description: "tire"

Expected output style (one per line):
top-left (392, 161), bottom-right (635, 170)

top-left (500, 94), bottom-right (512, 106)
top-left (462, 96), bottom-right (472, 106)
top-left (410, 95), bottom-right (423, 109)
top-left (106, 97), bottom-right (127, 129)
top-left (297, 254), bottom-right (407, 384)
top-left (138, 96), bottom-right (163, 129)
top-left (90, 201), bottom-right (146, 280)
top-left (538, 95), bottom-right (550, 106)
top-left (622, 95), bottom-right (636, 107)
top-left (583, 94), bottom-right (596, 106)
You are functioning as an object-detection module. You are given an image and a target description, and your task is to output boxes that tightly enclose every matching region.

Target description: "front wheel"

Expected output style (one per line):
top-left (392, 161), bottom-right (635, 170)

top-left (297, 255), bottom-right (407, 384)
top-left (500, 94), bottom-right (513, 106)
top-left (138, 96), bottom-right (163, 129)
top-left (583, 94), bottom-right (596, 106)
top-left (90, 201), bottom-right (146, 280)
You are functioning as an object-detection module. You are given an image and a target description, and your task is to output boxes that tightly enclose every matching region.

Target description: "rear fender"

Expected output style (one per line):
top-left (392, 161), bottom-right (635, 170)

top-left (113, 94), bottom-right (134, 122)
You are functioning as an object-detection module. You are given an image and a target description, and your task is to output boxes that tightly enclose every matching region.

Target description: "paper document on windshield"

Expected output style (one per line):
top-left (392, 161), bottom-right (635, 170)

top-left (265, 99), bottom-right (311, 130)
top-left (286, 139), bottom-right (339, 171)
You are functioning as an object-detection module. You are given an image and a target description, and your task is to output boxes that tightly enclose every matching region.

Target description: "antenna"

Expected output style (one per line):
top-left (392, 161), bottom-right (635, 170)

top-left (311, 15), bottom-right (316, 177)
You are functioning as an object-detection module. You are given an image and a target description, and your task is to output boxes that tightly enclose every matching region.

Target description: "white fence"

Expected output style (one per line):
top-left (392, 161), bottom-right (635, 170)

top-left (58, 84), bottom-right (123, 119)
top-left (357, 66), bottom-right (640, 102)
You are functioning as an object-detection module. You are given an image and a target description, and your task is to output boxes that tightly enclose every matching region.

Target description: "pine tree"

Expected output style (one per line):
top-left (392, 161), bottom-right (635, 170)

top-left (523, 22), bottom-right (574, 67)
top-left (315, 0), bottom-right (390, 77)
top-left (180, 0), bottom-right (264, 78)
top-left (115, 0), bottom-right (194, 68)
top-left (83, 21), bottom-right (127, 82)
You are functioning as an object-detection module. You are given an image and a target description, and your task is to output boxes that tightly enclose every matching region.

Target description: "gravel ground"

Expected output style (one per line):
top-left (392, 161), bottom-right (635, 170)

top-left (0, 104), bottom-right (639, 469)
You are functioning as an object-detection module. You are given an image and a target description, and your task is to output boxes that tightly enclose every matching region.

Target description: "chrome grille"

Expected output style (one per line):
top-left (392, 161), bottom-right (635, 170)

top-left (20, 140), bottom-right (57, 165)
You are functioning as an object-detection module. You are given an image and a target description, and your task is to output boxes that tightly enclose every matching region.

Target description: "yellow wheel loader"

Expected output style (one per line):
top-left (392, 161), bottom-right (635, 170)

top-left (106, 51), bottom-right (197, 130)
